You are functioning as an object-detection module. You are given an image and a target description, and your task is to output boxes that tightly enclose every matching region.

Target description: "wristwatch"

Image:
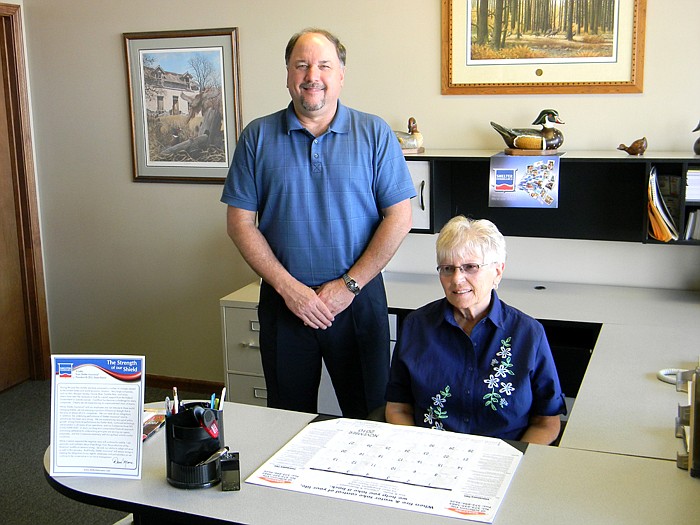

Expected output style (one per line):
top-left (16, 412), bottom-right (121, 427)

top-left (342, 273), bottom-right (361, 296)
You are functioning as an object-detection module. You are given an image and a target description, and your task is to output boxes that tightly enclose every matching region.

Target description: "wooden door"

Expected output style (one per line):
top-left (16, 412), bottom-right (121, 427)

top-left (0, 5), bottom-right (50, 391)
top-left (0, 51), bottom-right (30, 390)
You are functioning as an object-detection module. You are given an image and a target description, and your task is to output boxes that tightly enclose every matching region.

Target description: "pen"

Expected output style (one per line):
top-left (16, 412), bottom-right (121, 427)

top-left (173, 387), bottom-right (179, 414)
top-left (165, 396), bottom-right (172, 416)
top-left (210, 393), bottom-right (216, 409)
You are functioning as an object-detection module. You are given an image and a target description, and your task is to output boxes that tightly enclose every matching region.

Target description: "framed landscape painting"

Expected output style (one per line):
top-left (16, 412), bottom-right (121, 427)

top-left (124, 28), bottom-right (242, 183)
top-left (442, 0), bottom-right (646, 95)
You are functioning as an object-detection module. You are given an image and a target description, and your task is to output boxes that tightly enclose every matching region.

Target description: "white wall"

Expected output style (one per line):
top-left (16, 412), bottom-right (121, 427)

top-left (22, 0), bottom-right (700, 382)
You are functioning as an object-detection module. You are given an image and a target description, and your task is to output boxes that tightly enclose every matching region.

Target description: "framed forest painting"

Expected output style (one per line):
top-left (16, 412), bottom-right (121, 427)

top-left (442, 0), bottom-right (646, 95)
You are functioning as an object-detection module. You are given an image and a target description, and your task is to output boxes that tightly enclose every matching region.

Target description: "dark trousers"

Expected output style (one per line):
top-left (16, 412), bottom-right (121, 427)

top-left (258, 274), bottom-right (390, 419)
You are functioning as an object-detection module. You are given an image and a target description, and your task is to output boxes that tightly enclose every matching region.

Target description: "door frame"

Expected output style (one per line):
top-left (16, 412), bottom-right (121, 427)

top-left (1, 3), bottom-right (50, 380)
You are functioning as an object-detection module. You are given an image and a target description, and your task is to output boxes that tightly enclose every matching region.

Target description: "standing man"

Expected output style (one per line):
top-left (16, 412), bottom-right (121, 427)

top-left (221, 28), bottom-right (415, 418)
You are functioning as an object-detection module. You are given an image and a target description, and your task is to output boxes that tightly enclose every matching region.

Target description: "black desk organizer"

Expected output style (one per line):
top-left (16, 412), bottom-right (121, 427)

top-left (165, 401), bottom-right (225, 489)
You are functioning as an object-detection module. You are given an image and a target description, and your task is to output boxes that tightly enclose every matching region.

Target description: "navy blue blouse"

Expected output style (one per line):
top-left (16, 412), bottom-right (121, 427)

top-left (386, 291), bottom-right (566, 440)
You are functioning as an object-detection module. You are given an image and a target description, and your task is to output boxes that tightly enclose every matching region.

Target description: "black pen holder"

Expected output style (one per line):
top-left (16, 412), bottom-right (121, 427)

top-left (165, 401), bottom-right (225, 489)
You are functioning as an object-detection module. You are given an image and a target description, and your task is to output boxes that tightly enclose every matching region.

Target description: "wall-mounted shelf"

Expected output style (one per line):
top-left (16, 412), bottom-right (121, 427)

top-left (405, 149), bottom-right (700, 245)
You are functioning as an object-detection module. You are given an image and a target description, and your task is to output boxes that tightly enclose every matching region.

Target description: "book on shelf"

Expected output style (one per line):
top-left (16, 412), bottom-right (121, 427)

top-left (647, 167), bottom-right (679, 242)
top-left (686, 168), bottom-right (700, 202)
top-left (684, 209), bottom-right (700, 241)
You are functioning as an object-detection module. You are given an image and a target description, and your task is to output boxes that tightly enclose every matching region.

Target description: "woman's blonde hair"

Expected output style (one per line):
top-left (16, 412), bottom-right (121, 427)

top-left (436, 216), bottom-right (506, 265)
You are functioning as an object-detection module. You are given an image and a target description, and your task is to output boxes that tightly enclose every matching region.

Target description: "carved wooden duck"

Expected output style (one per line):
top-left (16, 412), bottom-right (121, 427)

top-left (693, 120), bottom-right (700, 155)
top-left (490, 109), bottom-right (564, 151)
top-left (617, 137), bottom-right (647, 156)
top-left (394, 117), bottom-right (424, 150)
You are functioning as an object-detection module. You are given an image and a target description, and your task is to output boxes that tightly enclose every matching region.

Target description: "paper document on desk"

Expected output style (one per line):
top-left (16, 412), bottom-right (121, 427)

top-left (49, 355), bottom-right (145, 479)
top-left (247, 418), bottom-right (522, 522)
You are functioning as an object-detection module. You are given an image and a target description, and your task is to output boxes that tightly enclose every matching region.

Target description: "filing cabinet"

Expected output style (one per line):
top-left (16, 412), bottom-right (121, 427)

top-left (220, 282), bottom-right (342, 415)
top-left (220, 282), bottom-right (267, 407)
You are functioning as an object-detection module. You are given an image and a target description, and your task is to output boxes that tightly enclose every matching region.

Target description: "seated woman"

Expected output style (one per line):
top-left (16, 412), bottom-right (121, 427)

top-left (385, 216), bottom-right (565, 444)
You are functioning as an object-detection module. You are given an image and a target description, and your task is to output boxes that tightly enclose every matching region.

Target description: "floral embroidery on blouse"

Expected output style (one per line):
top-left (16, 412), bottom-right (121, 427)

top-left (424, 385), bottom-right (451, 430)
top-left (483, 337), bottom-right (515, 411)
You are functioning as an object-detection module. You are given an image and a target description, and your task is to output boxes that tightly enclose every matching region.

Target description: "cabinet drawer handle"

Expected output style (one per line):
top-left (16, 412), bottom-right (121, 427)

top-left (419, 180), bottom-right (425, 211)
top-left (239, 341), bottom-right (260, 349)
top-left (253, 387), bottom-right (267, 399)
top-left (250, 320), bottom-right (260, 332)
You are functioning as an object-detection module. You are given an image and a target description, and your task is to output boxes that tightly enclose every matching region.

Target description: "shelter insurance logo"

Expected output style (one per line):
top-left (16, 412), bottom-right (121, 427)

top-left (58, 362), bottom-right (73, 377)
top-left (494, 169), bottom-right (515, 191)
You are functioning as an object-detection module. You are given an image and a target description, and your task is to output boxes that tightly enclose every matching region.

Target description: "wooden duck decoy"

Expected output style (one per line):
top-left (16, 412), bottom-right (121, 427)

top-left (617, 137), bottom-right (647, 156)
top-left (693, 121), bottom-right (700, 155)
top-left (394, 117), bottom-right (424, 152)
top-left (490, 109), bottom-right (564, 153)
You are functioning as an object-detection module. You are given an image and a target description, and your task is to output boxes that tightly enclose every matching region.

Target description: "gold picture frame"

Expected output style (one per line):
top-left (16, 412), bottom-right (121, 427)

top-left (442, 0), bottom-right (646, 95)
top-left (124, 28), bottom-right (242, 183)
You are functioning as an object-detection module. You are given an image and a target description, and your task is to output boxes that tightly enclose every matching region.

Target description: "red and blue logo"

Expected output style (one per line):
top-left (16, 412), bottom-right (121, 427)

top-left (57, 362), bottom-right (73, 377)
top-left (495, 169), bottom-right (516, 191)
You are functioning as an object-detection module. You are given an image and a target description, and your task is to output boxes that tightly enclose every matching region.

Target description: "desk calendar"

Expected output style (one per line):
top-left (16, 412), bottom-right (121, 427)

top-left (247, 418), bottom-right (523, 522)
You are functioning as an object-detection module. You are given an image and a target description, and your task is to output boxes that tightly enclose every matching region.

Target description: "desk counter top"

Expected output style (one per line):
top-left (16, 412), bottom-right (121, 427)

top-left (559, 322), bottom-right (699, 459)
top-left (45, 402), bottom-right (700, 525)
top-left (46, 275), bottom-right (700, 523)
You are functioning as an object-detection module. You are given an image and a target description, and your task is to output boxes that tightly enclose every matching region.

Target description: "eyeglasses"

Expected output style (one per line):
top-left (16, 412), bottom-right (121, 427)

top-left (436, 262), bottom-right (494, 276)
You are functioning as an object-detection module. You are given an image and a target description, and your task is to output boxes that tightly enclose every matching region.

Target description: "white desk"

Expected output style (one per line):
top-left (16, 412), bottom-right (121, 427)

top-left (45, 402), bottom-right (700, 525)
top-left (47, 274), bottom-right (700, 522)
top-left (559, 322), bottom-right (699, 460)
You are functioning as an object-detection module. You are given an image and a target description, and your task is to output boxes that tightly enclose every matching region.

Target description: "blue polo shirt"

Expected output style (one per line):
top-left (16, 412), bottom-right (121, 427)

top-left (221, 101), bottom-right (415, 286)
top-left (386, 291), bottom-right (566, 440)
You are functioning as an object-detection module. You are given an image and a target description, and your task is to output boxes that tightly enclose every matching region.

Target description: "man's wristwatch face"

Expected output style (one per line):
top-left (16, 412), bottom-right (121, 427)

top-left (342, 274), bottom-right (360, 295)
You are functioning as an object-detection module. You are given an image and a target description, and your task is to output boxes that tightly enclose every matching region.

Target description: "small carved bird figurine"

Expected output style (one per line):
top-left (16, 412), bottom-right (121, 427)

top-left (490, 109), bottom-right (565, 151)
top-left (617, 137), bottom-right (647, 156)
top-left (394, 117), bottom-right (424, 150)
top-left (693, 121), bottom-right (700, 155)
